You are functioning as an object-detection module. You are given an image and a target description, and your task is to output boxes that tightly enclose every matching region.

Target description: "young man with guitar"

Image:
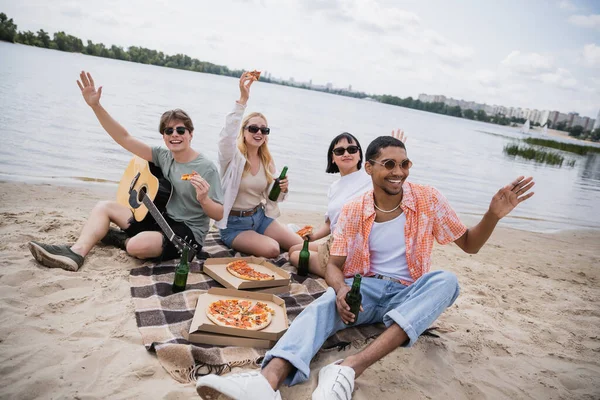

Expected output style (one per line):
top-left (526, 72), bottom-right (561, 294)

top-left (28, 71), bottom-right (224, 271)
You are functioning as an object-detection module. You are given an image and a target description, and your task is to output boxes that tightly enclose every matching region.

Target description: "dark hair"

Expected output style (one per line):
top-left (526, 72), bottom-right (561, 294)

top-left (365, 136), bottom-right (406, 162)
top-left (159, 109), bottom-right (194, 134)
top-left (325, 132), bottom-right (364, 174)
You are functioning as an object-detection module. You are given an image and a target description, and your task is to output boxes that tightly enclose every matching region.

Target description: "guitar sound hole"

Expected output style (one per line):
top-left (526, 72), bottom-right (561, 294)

top-left (138, 186), bottom-right (148, 203)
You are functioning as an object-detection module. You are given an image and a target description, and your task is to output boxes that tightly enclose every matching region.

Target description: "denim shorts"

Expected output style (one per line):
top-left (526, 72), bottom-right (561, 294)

top-left (219, 206), bottom-right (275, 247)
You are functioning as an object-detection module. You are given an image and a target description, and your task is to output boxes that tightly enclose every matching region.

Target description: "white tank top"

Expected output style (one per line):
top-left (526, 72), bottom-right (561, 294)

top-left (368, 213), bottom-right (413, 283)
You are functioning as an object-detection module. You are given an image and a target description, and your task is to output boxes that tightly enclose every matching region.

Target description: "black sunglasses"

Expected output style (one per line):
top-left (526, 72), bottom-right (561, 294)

top-left (369, 158), bottom-right (412, 170)
top-left (163, 126), bottom-right (188, 135)
top-left (332, 145), bottom-right (360, 156)
top-left (245, 125), bottom-right (270, 135)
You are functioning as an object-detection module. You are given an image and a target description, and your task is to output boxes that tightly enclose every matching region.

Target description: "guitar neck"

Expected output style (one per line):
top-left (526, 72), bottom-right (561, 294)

top-left (141, 194), bottom-right (176, 240)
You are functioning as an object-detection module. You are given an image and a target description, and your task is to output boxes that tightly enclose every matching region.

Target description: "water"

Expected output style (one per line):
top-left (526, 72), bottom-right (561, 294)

top-left (1, 42), bottom-right (600, 233)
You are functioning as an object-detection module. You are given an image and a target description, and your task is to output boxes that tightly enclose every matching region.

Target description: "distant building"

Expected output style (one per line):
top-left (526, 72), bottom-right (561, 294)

top-left (594, 109), bottom-right (600, 131)
top-left (415, 94), bottom-right (593, 126)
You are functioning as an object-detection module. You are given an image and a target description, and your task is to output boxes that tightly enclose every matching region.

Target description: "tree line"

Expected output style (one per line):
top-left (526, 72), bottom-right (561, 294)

top-left (1, 12), bottom-right (598, 142)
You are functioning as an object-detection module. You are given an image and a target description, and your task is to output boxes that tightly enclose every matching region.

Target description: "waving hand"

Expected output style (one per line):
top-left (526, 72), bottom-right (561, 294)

top-left (76, 71), bottom-right (102, 107)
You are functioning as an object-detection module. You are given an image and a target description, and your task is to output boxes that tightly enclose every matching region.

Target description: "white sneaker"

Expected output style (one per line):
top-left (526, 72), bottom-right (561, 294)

top-left (196, 370), bottom-right (282, 400)
top-left (312, 360), bottom-right (356, 400)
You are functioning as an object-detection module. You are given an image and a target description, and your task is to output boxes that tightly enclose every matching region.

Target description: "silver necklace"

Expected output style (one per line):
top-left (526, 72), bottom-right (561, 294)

top-left (374, 201), bottom-right (402, 213)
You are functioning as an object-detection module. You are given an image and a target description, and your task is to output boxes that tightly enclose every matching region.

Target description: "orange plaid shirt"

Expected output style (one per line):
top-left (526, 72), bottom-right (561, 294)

top-left (330, 182), bottom-right (467, 285)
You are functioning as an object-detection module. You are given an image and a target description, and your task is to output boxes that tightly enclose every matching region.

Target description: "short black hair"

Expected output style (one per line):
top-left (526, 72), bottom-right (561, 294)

top-left (365, 136), bottom-right (406, 162)
top-left (326, 132), bottom-right (364, 174)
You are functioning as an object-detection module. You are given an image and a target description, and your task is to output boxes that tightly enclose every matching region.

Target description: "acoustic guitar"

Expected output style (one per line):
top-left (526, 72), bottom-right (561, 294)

top-left (116, 156), bottom-right (197, 261)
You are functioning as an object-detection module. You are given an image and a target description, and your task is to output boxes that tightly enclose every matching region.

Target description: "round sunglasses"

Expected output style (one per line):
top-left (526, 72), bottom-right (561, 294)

top-left (369, 158), bottom-right (412, 170)
top-left (332, 145), bottom-right (360, 156)
top-left (245, 125), bottom-right (270, 135)
top-left (163, 126), bottom-right (188, 135)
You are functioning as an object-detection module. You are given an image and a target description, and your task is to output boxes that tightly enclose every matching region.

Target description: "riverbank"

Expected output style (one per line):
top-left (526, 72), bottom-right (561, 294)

top-left (1, 182), bottom-right (599, 399)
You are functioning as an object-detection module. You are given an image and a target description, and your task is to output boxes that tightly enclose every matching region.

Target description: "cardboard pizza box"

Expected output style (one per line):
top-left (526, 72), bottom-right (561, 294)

top-left (247, 284), bottom-right (291, 295)
top-left (190, 288), bottom-right (289, 341)
top-left (187, 330), bottom-right (277, 349)
top-left (204, 257), bottom-right (291, 290)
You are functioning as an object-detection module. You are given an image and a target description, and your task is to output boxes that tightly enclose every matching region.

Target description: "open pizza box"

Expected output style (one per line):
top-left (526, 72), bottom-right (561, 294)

top-left (189, 288), bottom-right (289, 346)
top-left (203, 257), bottom-right (291, 292)
top-left (186, 330), bottom-right (277, 349)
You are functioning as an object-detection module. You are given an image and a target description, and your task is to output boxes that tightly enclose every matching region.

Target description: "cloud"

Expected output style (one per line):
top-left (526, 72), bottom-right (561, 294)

top-left (557, 0), bottom-right (577, 11)
top-left (501, 50), bottom-right (554, 74)
top-left (582, 43), bottom-right (600, 67)
top-left (300, 0), bottom-right (420, 33)
top-left (535, 68), bottom-right (578, 90)
top-left (499, 51), bottom-right (578, 91)
top-left (423, 30), bottom-right (473, 64)
top-left (60, 4), bottom-right (118, 26)
top-left (568, 14), bottom-right (600, 29)
top-left (473, 69), bottom-right (498, 86)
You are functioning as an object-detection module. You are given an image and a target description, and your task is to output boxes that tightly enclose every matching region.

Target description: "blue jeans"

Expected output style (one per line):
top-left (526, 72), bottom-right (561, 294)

top-left (219, 206), bottom-right (275, 247)
top-left (262, 270), bottom-right (460, 386)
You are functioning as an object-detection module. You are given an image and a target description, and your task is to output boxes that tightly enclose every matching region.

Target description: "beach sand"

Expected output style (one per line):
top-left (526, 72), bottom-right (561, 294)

top-left (1, 181), bottom-right (599, 399)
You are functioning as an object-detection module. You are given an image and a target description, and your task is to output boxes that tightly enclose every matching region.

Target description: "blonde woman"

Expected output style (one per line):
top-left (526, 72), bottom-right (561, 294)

top-left (216, 72), bottom-right (303, 258)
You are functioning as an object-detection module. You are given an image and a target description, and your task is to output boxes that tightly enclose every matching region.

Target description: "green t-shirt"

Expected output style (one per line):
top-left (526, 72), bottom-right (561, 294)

top-left (152, 147), bottom-right (223, 245)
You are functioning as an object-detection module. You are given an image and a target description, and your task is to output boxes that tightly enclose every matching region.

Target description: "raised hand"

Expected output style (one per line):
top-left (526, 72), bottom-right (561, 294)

top-left (391, 128), bottom-right (407, 143)
top-left (488, 176), bottom-right (535, 219)
top-left (76, 71), bottom-right (102, 107)
top-left (190, 171), bottom-right (211, 204)
top-left (238, 71), bottom-right (257, 105)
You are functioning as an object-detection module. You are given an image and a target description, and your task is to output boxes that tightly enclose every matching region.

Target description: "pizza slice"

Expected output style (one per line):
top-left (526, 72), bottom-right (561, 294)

top-left (226, 260), bottom-right (275, 281)
top-left (296, 225), bottom-right (313, 238)
top-left (249, 70), bottom-right (261, 81)
top-left (181, 171), bottom-right (199, 181)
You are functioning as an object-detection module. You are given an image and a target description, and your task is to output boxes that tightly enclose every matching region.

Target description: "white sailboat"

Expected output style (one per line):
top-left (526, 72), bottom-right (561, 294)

top-left (542, 124), bottom-right (548, 135)
top-left (521, 119), bottom-right (530, 134)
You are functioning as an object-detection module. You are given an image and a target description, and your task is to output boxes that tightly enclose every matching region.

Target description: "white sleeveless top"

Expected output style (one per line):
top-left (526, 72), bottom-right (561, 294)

top-left (368, 213), bottom-right (413, 283)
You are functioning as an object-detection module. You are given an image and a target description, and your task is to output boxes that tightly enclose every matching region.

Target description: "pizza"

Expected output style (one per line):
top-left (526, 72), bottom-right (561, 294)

top-left (206, 299), bottom-right (275, 331)
top-left (181, 172), bottom-right (198, 181)
top-left (296, 225), bottom-right (313, 238)
top-left (249, 70), bottom-right (261, 80)
top-left (226, 260), bottom-right (275, 281)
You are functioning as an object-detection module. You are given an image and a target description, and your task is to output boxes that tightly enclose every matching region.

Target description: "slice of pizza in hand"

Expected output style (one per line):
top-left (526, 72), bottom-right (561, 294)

top-left (296, 225), bottom-right (313, 238)
top-left (181, 171), bottom-right (199, 181)
top-left (249, 70), bottom-right (261, 80)
top-left (226, 259), bottom-right (275, 281)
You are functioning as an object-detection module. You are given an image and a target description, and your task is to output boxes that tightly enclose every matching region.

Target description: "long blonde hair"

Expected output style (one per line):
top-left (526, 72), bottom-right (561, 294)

top-left (237, 112), bottom-right (275, 184)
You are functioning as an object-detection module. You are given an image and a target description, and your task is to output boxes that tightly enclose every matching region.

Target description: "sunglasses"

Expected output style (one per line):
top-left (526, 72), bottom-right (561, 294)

top-left (332, 145), bottom-right (360, 156)
top-left (245, 125), bottom-right (270, 135)
top-left (163, 126), bottom-right (188, 135)
top-left (369, 158), bottom-right (412, 170)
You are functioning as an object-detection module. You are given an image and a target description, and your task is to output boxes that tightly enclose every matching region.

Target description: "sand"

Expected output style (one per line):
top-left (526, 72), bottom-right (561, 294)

top-left (0, 181), bottom-right (599, 399)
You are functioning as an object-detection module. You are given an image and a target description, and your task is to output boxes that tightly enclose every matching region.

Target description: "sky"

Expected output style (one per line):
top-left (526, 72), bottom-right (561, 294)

top-left (2, 0), bottom-right (600, 118)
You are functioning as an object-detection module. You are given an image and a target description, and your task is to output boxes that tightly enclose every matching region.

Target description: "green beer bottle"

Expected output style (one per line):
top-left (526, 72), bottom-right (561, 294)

top-left (172, 247), bottom-right (190, 293)
top-left (345, 274), bottom-right (362, 325)
top-left (297, 239), bottom-right (310, 276)
top-left (268, 166), bottom-right (288, 201)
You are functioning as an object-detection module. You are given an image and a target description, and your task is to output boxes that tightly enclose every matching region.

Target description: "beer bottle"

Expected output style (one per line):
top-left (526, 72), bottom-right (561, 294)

top-left (344, 274), bottom-right (362, 325)
top-left (268, 166), bottom-right (288, 201)
top-left (297, 239), bottom-right (310, 276)
top-left (172, 246), bottom-right (190, 293)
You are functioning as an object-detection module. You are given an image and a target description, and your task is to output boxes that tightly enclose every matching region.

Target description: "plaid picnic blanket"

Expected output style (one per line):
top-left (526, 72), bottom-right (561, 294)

top-left (130, 230), bottom-right (386, 383)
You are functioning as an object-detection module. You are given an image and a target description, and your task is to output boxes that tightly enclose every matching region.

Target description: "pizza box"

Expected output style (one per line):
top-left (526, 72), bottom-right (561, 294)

top-left (187, 330), bottom-right (277, 349)
top-left (190, 288), bottom-right (289, 341)
top-left (247, 284), bottom-right (291, 295)
top-left (203, 257), bottom-right (290, 290)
